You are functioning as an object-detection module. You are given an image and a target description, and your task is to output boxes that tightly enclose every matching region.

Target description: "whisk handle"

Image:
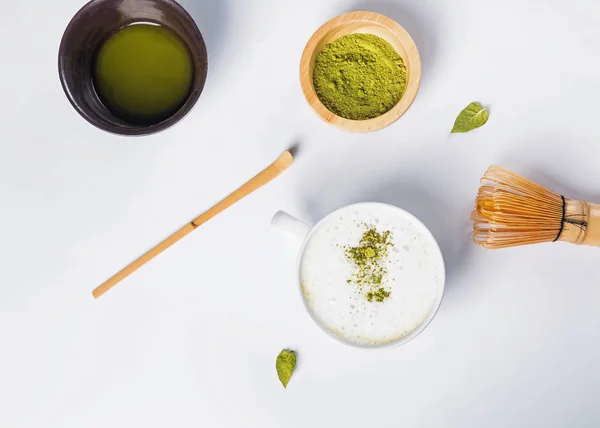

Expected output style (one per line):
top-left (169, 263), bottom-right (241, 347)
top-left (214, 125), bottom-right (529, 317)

top-left (582, 202), bottom-right (600, 246)
top-left (562, 201), bottom-right (600, 246)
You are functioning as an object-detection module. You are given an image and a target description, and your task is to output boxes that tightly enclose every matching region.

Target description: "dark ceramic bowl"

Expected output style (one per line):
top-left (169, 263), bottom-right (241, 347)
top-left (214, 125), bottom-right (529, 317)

top-left (58, 0), bottom-right (208, 136)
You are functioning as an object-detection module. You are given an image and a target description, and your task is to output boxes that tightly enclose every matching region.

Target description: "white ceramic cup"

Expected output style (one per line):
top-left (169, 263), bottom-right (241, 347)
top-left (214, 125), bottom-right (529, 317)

top-left (271, 202), bottom-right (446, 349)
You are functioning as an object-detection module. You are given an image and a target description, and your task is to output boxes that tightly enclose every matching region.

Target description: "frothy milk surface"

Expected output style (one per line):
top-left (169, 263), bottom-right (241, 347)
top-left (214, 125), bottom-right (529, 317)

top-left (300, 204), bottom-right (444, 346)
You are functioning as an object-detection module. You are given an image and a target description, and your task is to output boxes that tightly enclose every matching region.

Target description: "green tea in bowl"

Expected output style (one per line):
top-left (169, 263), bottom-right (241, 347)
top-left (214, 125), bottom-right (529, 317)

top-left (58, 0), bottom-right (208, 135)
top-left (93, 23), bottom-right (194, 125)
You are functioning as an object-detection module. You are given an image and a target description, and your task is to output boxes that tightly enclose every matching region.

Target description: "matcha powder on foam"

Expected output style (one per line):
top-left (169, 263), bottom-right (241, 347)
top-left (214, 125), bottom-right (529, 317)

top-left (313, 33), bottom-right (407, 120)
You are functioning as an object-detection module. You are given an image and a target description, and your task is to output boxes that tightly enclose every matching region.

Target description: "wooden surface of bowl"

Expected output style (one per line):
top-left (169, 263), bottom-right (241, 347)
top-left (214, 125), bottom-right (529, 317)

top-left (299, 11), bottom-right (422, 133)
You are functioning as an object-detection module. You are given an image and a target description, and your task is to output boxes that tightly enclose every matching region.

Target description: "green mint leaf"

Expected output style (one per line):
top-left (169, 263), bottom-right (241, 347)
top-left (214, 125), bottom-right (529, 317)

top-left (451, 102), bottom-right (489, 133)
top-left (276, 350), bottom-right (296, 389)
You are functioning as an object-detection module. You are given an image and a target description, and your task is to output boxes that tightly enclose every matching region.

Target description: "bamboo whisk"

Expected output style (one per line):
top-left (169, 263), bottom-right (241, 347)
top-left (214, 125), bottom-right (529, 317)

top-left (471, 166), bottom-right (600, 249)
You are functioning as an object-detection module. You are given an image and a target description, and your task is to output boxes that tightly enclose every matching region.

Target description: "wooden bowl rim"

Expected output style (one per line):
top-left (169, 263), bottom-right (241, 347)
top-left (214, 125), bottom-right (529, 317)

top-left (299, 11), bottom-right (422, 133)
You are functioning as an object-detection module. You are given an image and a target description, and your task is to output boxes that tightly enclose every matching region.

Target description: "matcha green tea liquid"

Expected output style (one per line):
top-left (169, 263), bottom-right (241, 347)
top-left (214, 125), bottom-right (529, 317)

top-left (93, 23), bottom-right (193, 125)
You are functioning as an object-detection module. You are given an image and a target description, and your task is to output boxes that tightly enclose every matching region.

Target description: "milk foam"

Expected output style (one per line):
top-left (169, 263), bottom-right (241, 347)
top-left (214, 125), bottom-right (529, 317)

top-left (300, 204), bottom-right (443, 346)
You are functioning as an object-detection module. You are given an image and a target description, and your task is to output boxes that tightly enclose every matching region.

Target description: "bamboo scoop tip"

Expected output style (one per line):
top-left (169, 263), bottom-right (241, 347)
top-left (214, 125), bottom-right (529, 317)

top-left (277, 150), bottom-right (294, 169)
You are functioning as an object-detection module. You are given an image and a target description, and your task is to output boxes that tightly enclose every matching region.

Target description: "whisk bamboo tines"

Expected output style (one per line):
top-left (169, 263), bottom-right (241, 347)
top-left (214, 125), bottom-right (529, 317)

top-left (470, 166), bottom-right (600, 249)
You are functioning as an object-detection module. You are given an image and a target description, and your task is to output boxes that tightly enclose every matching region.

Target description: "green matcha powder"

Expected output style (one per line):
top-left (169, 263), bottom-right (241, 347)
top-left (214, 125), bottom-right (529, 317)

top-left (313, 33), bottom-right (407, 120)
top-left (345, 225), bottom-right (394, 303)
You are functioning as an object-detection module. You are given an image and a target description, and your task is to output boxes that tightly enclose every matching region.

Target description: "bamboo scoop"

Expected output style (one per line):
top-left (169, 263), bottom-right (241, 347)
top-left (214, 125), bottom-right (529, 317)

top-left (93, 151), bottom-right (294, 299)
top-left (471, 165), bottom-right (600, 249)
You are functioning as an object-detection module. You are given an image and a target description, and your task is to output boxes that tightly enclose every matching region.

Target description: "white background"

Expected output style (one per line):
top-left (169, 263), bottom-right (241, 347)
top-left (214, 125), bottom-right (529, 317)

top-left (1, 0), bottom-right (600, 426)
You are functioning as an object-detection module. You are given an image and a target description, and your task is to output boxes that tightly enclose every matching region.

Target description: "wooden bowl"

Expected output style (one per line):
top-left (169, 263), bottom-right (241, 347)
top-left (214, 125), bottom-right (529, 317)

top-left (300, 11), bottom-right (421, 133)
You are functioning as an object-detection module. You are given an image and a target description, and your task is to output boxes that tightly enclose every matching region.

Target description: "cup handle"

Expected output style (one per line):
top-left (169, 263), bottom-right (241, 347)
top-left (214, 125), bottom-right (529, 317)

top-left (271, 211), bottom-right (310, 247)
